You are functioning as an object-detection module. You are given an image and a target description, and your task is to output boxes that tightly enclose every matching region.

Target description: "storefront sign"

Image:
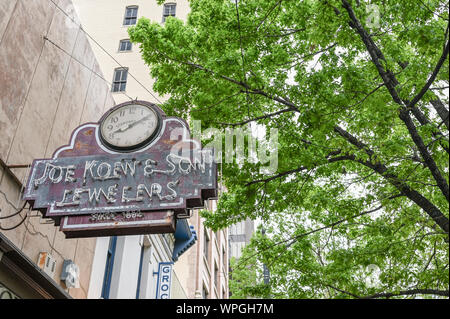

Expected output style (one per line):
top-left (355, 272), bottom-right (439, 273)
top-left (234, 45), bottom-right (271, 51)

top-left (24, 150), bottom-right (215, 217)
top-left (155, 262), bottom-right (173, 299)
top-left (23, 101), bottom-right (217, 238)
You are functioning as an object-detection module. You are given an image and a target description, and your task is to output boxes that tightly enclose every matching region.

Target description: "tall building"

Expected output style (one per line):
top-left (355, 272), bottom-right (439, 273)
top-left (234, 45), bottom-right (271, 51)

top-left (228, 219), bottom-right (257, 298)
top-left (72, 0), bottom-right (190, 105)
top-left (71, 0), bottom-right (229, 299)
top-left (229, 218), bottom-right (254, 260)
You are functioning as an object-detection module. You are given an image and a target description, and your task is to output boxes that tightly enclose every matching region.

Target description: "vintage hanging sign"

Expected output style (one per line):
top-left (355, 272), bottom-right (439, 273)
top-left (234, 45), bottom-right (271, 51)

top-left (23, 101), bottom-right (217, 238)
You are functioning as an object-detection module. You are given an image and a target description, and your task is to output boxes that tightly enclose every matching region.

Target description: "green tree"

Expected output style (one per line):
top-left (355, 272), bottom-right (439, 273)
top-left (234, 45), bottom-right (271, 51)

top-left (228, 254), bottom-right (268, 299)
top-left (129, 0), bottom-right (449, 298)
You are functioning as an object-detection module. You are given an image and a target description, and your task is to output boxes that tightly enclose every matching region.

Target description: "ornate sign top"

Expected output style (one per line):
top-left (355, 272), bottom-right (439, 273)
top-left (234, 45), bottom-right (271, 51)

top-left (23, 101), bottom-right (217, 238)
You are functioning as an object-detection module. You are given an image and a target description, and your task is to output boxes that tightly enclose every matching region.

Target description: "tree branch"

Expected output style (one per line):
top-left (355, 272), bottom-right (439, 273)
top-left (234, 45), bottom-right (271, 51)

top-left (407, 37), bottom-right (449, 110)
top-left (341, 0), bottom-right (403, 104)
top-left (417, 0), bottom-right (449, 21)
top-left (399, 108), bottom-right (449, 201)
top-left (326, 286), bottom-right (449, 299)
top-left (245, 166), bottom-right (308, 186)
top-left (279, 42), bottom-right (338, 69)
top-left (334, 125), bottom-right (449, 234)
top-left (152, 28), bottom-right (449, 232)
top-left (235, 196), bottom-right (401, 272)
top-left (245, 152), bottom-right (357, 187)
top-left (361, 289), bottom-right (449, 299)
top-left (244, 124), bottom-right (449, 233)
top-left (194, 91), bottom-right (242, 113)
top-left (255, 0), bottom-right (283, 31)
top-left (396, 62), bottom-right (449, 152)
top-left (430, 98), bottom-right (449, 131)
top-left (218, 107), bottom-right (296, 127)
top-left (325, 284), bottom-right (362, 298)
top-left (341, 0), bottom-right (449, 202)
top-left (152, 47), bottom-right (301, 112)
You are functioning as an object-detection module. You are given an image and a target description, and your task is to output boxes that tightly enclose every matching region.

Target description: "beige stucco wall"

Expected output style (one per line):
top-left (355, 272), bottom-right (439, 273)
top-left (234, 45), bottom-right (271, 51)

top-left (72, 0), bottom-right (191, 105)
top-left (0, 0), bottom-right (116, 299)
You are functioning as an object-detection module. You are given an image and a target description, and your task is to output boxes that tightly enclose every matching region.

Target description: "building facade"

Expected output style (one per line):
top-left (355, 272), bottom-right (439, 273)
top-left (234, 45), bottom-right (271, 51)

top-left (175, 203), bottom-right (229, 299)
top-left (0, 0), bottom-right (208, 300)
top-left (0, 0), bottom-right (116, 299)
top-left (86, 223), bottom-right (196, 299)
top-left (72, 0), bottom-right (190, 106)
top-left (71, 0), bottom-right (229, 299)
top-left (229, 218), bottom-right (254, 260)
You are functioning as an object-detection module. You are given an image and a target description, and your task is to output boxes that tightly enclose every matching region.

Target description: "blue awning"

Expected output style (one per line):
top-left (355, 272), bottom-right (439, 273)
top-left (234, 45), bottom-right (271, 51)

top-left (172, 219), bottom-right (197, 262)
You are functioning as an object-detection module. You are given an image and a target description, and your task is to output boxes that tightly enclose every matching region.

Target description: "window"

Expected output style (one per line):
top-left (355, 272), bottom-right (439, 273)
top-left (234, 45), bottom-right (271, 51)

top-left (222, 246), bottom-right (226, 267)
top-left (119, 39), bottom-right (132, 52)
top-left (112, 67), bottom-right (128, 92)
top-left (214, 263), bottom-right (219, 289)
top-left (263, 264), bottom-right (270, 284)
top-left (162, 3), bottom-right (176, 22)
top-left (101, 236), bottom-right (117, 299)
top-left (215, 229), bottom-right (219, 241)
top-left (135, 244), bottom-right (145, 299)
top-left (124, 6), bottom-right (138, 25)
top-left (202, 284), bottom-right (209, 299)
top-left (204, 229), bottom-right (210, 262)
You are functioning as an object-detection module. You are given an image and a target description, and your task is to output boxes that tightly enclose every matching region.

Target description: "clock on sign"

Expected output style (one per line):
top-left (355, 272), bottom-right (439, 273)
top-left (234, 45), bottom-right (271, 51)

top-left (99, 101), bottom-right (161, 151)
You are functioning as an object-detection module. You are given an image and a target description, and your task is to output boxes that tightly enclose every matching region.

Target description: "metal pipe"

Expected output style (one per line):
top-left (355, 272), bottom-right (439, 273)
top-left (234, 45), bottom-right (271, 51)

top-left (6, 164), bottom-right (30, 169)
top-left (0, 159), bottom-right (25, 188)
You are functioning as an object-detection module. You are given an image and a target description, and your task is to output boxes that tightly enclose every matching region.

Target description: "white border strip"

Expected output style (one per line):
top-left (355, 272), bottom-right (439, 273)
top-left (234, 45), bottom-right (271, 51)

top-left (48, 198), bottom-right (184, 214)
top-left (61, 215), bottom-right (171, 229)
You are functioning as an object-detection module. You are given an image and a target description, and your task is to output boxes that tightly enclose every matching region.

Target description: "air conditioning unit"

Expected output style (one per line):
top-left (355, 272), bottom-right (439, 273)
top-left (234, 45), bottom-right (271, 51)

top-left (37, 252), bottom-right (56, 278)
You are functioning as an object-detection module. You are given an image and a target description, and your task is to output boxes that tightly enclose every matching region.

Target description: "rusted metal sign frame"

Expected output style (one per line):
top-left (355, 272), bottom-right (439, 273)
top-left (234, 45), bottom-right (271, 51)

top-left (22, 101), bottom-right (218, 238)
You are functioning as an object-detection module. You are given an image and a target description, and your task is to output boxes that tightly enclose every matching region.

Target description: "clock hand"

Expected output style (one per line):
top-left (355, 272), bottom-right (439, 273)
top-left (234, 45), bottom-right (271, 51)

top-left (128, 114), bottom-right (151, 129)
top-left (111, 115), bottom-right (151, 134)
top-left (112, 123), bottom-right (130, 134)
top-left (118, 115), bottom-right (152, 133)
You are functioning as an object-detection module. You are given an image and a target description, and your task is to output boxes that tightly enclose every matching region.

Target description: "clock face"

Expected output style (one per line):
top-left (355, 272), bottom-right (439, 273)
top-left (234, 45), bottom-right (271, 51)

top-left (100, 103), bottom-right (160, 151)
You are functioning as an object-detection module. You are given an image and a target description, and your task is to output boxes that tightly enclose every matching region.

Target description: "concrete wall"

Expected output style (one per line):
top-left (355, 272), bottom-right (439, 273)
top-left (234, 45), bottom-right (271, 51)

top-left (0, 0), bottom-right (116, 298)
